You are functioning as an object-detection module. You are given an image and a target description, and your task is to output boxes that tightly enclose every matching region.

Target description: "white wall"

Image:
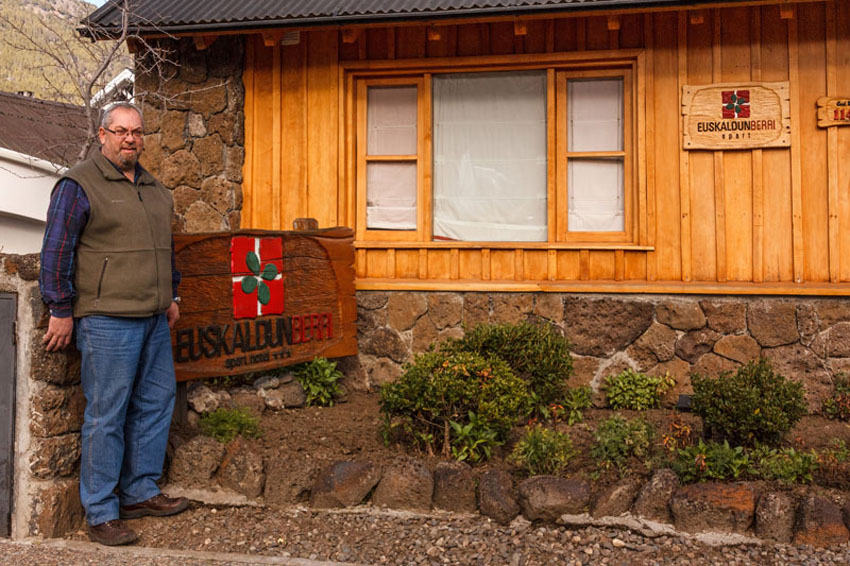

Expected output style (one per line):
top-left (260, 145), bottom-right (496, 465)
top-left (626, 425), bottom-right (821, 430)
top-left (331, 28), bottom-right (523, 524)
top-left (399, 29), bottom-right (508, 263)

top-left (0, 148), bottom-right (63, 254)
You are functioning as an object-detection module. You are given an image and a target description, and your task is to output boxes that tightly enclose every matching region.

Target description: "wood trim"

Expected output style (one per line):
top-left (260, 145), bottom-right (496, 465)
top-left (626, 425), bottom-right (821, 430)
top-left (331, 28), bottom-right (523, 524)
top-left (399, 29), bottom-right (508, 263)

top-left (482, 248), bottom-right (491, 280)
top-left (272, 44), bottom-right (282, 230)
top-left (825, 0), bottom-right (840, 282)
top-left (787, 9), bottom-right (805, 283)
top-left (712, 9), bottom-right (727, 282)
top-left (355, 279), bottom-right (850, 296)
top-left (644, 14), bottom-right (658, 281)
top-left (677, 11), bottom-right (692, 282)
top-left (354, 241), bottom-right (655, 250)
top-left (547, 68), bottom-right (557, 243)
top-left (242, 37), bottom-right (255, 227)
top-left (751, 6), bottom-right (764, 283)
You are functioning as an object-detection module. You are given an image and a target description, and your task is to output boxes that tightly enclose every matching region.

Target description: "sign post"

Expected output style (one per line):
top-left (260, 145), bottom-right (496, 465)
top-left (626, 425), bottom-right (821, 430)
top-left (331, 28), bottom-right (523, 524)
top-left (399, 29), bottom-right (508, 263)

top-left (171, 227), bottom-right (357, 382)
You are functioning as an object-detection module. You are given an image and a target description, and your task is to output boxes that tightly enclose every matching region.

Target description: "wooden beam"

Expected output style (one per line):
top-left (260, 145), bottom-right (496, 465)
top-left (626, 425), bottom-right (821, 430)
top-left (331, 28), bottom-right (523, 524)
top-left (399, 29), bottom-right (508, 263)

top-left (126, 37), bottom-right (141, 54)
top-left (341, 29), bottom-right (361, 43)
top-left (427, 26), bottom-right (442, 41)
top-left (787, 12), bottom-right (804, 283)
top-left (193, 35), bottom-right (218, 50)
top-left (678, 11), bottom-right (692, 282)
top-left (751, 7), bottom-right (764, 283)
top-left (514, 21), bottom-right (528, 36)
top-left (607, 16), bottom-right (621, 31)
top-left (712, 9), bottom-right (727, 283)
top-left (826, 0), bottom-right (840, 282)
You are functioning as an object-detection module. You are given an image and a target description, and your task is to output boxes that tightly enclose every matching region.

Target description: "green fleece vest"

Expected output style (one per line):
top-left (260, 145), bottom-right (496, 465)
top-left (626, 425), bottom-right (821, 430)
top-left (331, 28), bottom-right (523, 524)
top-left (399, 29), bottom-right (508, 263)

top-left (64, 151), bottom-right (174, 318)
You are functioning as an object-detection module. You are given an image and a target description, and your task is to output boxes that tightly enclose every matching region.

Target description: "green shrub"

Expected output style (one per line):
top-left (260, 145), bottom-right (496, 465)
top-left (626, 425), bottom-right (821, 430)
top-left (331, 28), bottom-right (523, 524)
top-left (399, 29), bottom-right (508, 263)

top-left (604, 369), bottom-right (675, 410)
top-left (671, 439), bottom-right (749, 483)
top-left (550, 385), bottom-right (593, 425)
top-left (294, 357), bottom-right (343, 407)
top-left (449, 411), bottom-right (500, 463)
top-left (443, 322), bottom-right (572, 415)
top-left (749, 445), bottom-right (817, 484)
top-left (379, 350), bottom-right (531, 460)
top-left (509, 424), bottom-right (576, 476)
top-left (691, 359), bottom-right (806, 447)
top-left (591, 416), bottom-right (654, 476)
top-left (823, 374), bottom-right (850, 421)
top-left (200, 408), bottom-right (262, 443)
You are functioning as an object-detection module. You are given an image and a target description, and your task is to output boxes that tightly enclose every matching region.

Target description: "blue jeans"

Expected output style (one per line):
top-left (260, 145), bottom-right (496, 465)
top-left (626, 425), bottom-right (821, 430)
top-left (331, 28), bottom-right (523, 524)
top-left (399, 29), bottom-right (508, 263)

top-left (76, 314), bottom-right (176, 526)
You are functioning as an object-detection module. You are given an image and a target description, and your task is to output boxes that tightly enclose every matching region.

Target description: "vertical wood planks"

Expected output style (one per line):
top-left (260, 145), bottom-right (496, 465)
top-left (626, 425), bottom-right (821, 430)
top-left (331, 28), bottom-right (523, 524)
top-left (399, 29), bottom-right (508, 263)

top-left (788, 6), bottom-right (806, 283)
top-left (281, 39), bottom-right (307, 228)
top-left (751, 7), bottom-right (765, 283)
top-left (825, 1), bottom-right (840, 282)
top-left (242, 37), bottom-right (255, 227)
top-left (644, 14), bottom-right (657, 281)
top-left (306, 32), bottom-right (340, 228)
top-left (837, 0), bottom-right (850, 281)
top-left (677, 12), bottom-right (692, 282)
top-left (712, 10), bottom-right (727, 283)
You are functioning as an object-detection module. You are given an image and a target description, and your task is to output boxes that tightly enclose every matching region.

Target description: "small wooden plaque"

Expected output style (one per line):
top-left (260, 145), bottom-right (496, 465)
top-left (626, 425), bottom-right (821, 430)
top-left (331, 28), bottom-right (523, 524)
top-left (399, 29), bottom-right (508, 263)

top-left (682, 81), bottom-right (791, 150)
top-left (817, 97), bottom-right (850, 128)
top-left (171, 228), bottom-right (357, 382)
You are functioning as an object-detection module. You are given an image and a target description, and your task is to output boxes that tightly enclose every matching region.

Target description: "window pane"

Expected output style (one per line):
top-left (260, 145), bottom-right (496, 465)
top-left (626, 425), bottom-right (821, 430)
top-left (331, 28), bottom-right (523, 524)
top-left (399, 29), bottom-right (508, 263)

top-left (366, 162), bottom-right (417, 230)
top-left (568, 158), bottom-right (624, 231)
top-left (568, 78), bottom-right (623, 152)
top-left (367, 86), bottom-right (417, 156)
top-left (433, 71), bottom-right (547, 242)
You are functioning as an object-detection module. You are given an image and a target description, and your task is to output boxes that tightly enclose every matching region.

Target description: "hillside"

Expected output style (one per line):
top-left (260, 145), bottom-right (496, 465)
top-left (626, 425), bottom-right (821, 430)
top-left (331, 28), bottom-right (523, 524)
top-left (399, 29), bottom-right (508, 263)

top-left (0, 0), bottom-right (132, 104)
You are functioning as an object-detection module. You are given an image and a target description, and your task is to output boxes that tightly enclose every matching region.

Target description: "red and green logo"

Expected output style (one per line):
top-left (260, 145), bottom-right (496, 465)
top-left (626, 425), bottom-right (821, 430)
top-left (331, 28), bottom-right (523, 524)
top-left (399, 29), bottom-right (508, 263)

top-left (722, 90), bottom-right (750, 119)
top-left (230, 236), bottom-right (284, 319)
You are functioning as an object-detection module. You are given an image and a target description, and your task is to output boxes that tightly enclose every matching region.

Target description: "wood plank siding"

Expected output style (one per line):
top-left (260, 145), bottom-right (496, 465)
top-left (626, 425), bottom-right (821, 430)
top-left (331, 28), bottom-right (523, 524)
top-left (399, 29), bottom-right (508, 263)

top-left (241, 1), bottom-right (850, 295)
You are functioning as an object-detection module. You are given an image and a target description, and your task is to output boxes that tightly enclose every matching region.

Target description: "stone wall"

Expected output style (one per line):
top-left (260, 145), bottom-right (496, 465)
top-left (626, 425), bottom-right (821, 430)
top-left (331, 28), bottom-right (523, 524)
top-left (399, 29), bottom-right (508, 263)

top-left (134, 36), bottom-right (245, 233)
top-left (352, 291), bottom-right (849, 411)
top-left (0, 254), bottom-right (84, 539)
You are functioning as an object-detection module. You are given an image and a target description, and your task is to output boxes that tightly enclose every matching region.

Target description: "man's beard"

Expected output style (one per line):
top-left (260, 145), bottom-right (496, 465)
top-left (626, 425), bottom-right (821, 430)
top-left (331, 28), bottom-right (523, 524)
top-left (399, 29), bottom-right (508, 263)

top-left (116, 148), bottom-right (138, 170)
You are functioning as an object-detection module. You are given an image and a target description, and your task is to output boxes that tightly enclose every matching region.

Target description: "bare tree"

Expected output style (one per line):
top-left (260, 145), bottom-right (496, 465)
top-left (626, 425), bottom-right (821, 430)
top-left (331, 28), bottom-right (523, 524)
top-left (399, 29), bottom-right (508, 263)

top-left (0, 0), bottom-right (175, 164)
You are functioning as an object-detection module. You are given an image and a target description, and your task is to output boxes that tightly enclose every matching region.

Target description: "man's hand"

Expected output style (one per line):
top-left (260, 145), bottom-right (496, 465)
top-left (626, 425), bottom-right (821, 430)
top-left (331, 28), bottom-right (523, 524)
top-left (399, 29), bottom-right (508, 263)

top-left (43, 316), bottom-right (73, 352)
top-left (166, 301), bottom-right (180, 329)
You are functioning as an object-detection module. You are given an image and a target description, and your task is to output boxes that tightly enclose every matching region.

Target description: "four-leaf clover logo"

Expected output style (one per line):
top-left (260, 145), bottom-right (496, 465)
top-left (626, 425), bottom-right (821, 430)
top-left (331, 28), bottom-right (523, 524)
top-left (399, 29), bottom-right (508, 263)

top-left (241, 250), bottom-right (279, 305)
top-left (722, 90), bottom-right (750, 119)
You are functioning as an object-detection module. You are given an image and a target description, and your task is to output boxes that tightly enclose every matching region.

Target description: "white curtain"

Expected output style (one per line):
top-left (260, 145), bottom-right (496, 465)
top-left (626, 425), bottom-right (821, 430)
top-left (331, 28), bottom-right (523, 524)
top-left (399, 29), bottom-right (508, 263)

top-left (432, 71), bottom-right (547, 242)
top-left (366, 86), bottom-right (418, 230)
top-left (567, 78), bottom-right (624, 232)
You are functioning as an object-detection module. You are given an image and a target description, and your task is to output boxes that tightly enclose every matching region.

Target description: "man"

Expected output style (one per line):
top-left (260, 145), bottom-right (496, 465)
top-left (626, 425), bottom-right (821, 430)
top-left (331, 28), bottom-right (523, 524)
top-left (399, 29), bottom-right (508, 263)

top-left (39, 102), bottom-right (188, 546)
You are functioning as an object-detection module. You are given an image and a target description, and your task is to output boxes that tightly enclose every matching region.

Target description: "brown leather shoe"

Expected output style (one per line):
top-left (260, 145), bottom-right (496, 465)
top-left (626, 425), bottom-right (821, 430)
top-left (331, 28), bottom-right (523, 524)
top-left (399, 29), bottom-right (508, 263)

top-left (120, 494), bottom-right (189, 519)
top-left (88, 519), bottom-right (139, 546)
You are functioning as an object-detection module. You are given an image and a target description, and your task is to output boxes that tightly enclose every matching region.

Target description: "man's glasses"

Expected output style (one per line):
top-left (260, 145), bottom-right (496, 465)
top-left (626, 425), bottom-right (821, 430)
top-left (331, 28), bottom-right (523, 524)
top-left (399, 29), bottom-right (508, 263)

top-left (104, 127), bottom-right (144, 139)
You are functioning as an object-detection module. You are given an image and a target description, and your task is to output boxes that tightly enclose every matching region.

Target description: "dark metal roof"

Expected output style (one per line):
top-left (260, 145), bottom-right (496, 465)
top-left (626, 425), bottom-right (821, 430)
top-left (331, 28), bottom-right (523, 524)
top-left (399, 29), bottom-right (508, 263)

top-left (84, 0), bottom-right (740, 36)
top-left (0, 92), bottom-right (89, 167)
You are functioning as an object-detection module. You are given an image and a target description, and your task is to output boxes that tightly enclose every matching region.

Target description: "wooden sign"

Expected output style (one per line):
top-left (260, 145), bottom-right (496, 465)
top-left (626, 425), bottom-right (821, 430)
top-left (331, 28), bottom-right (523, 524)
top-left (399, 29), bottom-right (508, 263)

top-left (682, 82), bottom-right (791, 150)
top-left (817, 97), bottom-right (850, 128)
top-left (171, 228), bottom-right (357, 382)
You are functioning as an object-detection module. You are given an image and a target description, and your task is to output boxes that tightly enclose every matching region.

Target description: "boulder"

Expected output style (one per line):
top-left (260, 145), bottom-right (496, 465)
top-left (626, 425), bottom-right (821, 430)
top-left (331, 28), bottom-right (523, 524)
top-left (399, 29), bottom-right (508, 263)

top-left (591, 479), bottom-right (641, 518)
top-left (463, 293), bottom-right (491, 327)
top-left (533, 294), bottom-right (565, 325)
top-left (168, 435), bottom-right (226, 485)
top-left (815, 299), bottom-right (850, 329)
top-left (492, 293), bottom-right (534, 324)
top-left (29, 434), bottom-right (80, 479)
top-left (427, 293), bottom-right (463, 330)
top-left (388, 292), bottom-right (428, 331)
top-left (432, 461), bottom-right (477, 513)
top-left (823, 322), bottom-right (850, 358)
top-left (627, 322), bottom-right (678, 370)
top-left (30, 478), bottom-right (83, 538)
top-left (793, 495), bottom-right (850, 547)
top-left (797, 303), bottom-right (820, 346)
top-left (762, 344), bottom-right (832, 411)
top-left (310, 461), bottom-right (382, 508)
top-left (563, 297), bottom-right (654, 357)
top-left (700, 300), bottom-right (747, 334)
top-left (188, 385), bottom-right (231, 414)
top-left (360, 326), bottom-right (409, 363)
top-left (748, 301), bottom-right (799, 347)
top-left (230, 391), bottom-right (265, 418)
top-left (670, 482), bottom-right (757, 534)
top-left (656, 301), bottom-right (706, 331)
top-left (372, 458), bottom-right (433, 511)
top-left (518, 476), bottom-right (591, 522)
top-left (675, 329), bottom-right (721, 364)
top-left (632, 469), bottom-right (678, 523)
top-left (478, 469), bottom-right (520, 525)
top-left (713, 335), bottom-right (761, 364)
top-left (279, 380), bottom-right (307, 408)
top-left (358, 291), bottom-right (389, 311)
top-left (755, 492), bottom-right (795, 543)
top-left (691, 353), bottom-right (739, 378)
top-left (29, 384), bottom-right (85, 437)
top-left (358, 355), bottom-right (402, 388)
top-left (216, 439), bottom-right (265, 498)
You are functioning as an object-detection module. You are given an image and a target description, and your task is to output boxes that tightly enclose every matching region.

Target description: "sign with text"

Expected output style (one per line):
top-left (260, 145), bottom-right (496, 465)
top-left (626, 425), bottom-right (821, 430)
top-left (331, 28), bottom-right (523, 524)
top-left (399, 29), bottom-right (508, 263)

top-left (817, 97), bottom-right (850, 128)
top-left (171, 228), bottom-right (357, 382)
top-left (682, 81), bottom-right (791, 150)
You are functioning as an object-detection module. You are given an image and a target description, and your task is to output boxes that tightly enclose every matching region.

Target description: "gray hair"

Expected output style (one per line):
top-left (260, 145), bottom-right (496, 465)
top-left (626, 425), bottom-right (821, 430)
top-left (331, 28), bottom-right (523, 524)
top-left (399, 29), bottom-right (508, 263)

top-left (100, 102), bottom-right (144, 130)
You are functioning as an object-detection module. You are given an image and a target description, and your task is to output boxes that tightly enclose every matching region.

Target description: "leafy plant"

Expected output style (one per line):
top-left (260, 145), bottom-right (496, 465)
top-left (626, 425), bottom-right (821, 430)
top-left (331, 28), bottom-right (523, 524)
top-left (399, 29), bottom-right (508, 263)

top-left (604, 369), bottom-right (674, 411)
top-left (509, 424), bottom-right (576, 476)
top-left (449, 411), bottom-right (501, 463)
top-left (294, 357), bottom-right (343, 407)
top-left (661, 411), bottom-right (694, 453)
top-left (671, 439), bottom-right (750, 483)
top-left (443, 322), bottom-right (573, 415)
top-left (200, 408), bottom-right (262, 443)
top-left (749, 445), bottom-right (817, 484)
top-left (692, 359), bottom-right (806, 447)
top-left (591, 416), bottom-right (654, 476)
top-left (379, 350), bottom-right (531, 461)
top-left (548, 385), bottom-right (593, 425)
top-left (823, 374), bottom-right (850, 421)
top-left (819, 439), bottom-right (850, 465)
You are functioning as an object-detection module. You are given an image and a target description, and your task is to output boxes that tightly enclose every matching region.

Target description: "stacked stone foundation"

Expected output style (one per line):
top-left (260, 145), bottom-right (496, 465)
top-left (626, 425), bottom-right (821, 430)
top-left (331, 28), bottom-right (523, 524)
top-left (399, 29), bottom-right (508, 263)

top-left (351, 291), bottom-right (850, 411)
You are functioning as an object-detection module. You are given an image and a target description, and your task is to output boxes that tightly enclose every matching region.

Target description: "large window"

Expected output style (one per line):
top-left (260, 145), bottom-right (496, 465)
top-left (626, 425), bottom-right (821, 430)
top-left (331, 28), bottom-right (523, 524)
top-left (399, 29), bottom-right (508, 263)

top-left (354, 60), bottom-right (637, 246)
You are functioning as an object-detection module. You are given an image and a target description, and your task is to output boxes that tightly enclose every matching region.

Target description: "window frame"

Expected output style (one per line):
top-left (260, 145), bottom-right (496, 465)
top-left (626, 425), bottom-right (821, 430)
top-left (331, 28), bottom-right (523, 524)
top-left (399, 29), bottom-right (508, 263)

top-left (345, 51), bottom-right (645, 249)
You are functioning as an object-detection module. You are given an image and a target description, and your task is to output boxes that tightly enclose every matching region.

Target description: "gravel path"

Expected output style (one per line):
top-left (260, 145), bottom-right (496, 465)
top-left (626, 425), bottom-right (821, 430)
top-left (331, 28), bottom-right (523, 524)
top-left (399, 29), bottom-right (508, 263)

top-left (12, 504), bottom-right (846, 566)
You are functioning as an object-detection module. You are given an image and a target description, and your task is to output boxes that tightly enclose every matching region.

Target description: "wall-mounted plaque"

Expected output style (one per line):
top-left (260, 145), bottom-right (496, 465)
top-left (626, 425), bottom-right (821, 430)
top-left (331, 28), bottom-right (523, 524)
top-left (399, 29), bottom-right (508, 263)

top-left (817, 97), bottom-right (850, 128)
top-left (171, 228), bottom-right (357, 382)
top-left (682, 81), bottom-right (791, 150)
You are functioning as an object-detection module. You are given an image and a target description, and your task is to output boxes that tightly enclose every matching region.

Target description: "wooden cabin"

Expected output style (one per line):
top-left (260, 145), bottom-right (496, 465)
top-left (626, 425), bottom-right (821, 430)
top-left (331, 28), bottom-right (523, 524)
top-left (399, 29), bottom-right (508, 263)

top-left (86, 0), bottom-right (850, 397)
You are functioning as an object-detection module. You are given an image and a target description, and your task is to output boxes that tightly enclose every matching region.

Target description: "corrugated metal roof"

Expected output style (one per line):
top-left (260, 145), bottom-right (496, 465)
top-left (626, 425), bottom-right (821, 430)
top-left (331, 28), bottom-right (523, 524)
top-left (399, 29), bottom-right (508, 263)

top-left (0, 92), bottom-right (89, 167)
top-left (84, 0), bottom-right (733, 35)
